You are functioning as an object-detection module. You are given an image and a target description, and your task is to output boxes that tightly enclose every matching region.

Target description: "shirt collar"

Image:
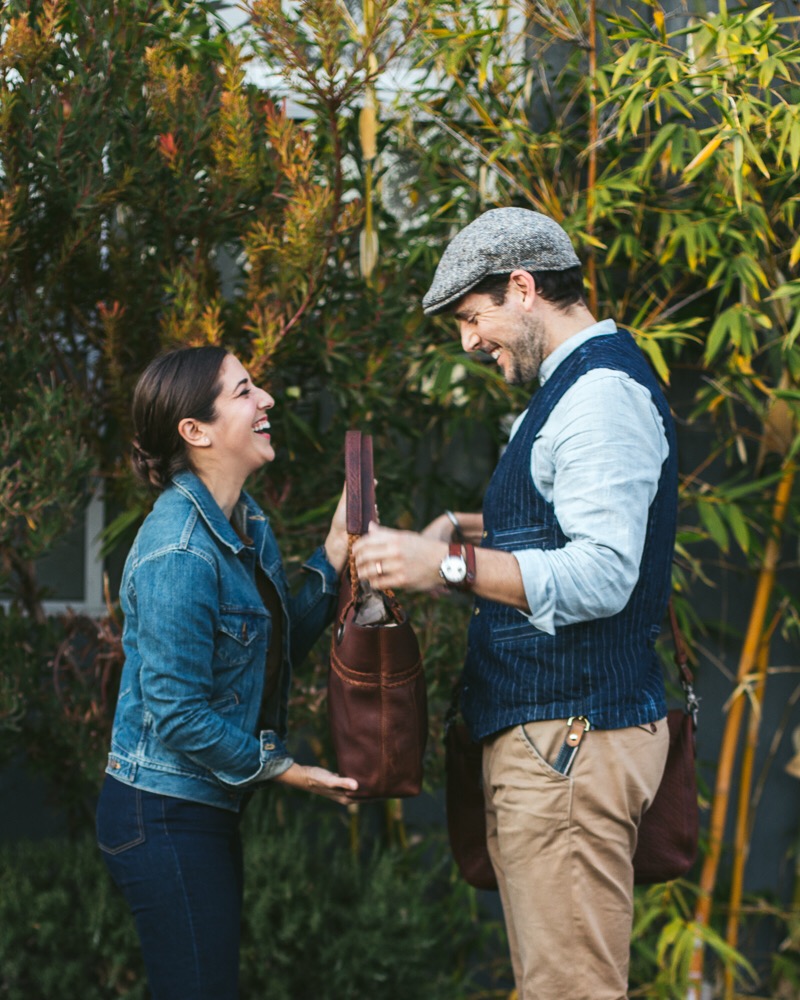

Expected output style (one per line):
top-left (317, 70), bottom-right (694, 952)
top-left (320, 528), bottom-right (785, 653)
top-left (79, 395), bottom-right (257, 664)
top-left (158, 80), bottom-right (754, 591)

top-left (538, 319), bottom-right (618, 386)
top-left (171, 469), bottom-right (259, 553)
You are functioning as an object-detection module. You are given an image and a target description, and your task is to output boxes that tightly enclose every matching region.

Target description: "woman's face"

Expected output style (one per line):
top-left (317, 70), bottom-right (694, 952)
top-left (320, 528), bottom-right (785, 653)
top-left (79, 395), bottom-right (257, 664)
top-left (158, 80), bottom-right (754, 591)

top-left (204, 354), bottom-right (275, 476)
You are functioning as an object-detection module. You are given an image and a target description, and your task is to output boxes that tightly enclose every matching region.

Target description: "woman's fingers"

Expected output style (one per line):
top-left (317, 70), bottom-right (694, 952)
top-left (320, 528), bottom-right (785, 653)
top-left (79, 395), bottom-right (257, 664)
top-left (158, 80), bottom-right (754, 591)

top-left (276, 764), bottom-right (357, 803)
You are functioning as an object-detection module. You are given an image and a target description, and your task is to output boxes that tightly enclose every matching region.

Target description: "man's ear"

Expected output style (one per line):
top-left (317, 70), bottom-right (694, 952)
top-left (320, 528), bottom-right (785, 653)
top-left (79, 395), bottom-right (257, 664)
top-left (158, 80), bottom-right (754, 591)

top-left (178, 418), bottom-right (211, 450)
top-left (508, 269), bottom-right (537, 308)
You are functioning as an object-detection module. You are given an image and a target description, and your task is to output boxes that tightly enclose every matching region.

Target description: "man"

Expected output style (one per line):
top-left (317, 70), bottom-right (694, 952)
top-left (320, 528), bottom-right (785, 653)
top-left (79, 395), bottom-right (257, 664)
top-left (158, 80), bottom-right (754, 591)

top-left (353, 207), bottom-right (676, 1000)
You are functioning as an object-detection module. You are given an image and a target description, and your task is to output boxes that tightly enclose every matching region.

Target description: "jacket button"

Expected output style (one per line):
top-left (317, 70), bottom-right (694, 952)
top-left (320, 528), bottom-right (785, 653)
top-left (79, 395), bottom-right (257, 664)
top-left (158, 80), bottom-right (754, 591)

top-left (112, 762), bottom-right (121, 770)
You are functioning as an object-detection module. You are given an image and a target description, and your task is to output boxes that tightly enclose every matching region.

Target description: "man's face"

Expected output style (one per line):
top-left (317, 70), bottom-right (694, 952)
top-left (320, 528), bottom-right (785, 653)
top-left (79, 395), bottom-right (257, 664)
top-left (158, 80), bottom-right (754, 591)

top-left (453, 288), bottom-right (547, 385)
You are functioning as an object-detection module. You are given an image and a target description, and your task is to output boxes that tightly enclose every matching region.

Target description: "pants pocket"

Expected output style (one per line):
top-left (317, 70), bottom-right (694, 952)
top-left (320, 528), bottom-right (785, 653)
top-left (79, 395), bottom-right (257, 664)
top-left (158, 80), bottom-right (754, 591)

top-left (96, 776), bottom-right (146, 855)
top-left (517, 721), bottom-right (573, 782)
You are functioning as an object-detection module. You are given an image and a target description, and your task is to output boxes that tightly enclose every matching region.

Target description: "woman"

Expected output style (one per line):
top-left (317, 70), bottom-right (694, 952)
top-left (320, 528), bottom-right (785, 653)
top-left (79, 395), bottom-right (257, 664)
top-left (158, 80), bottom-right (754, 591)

top-left (96, 346), bottom-right (357, 999)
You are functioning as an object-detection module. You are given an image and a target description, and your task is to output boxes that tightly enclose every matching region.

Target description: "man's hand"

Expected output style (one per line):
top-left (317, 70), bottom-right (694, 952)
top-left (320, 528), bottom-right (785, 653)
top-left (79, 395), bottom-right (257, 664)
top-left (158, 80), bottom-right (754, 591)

top-left (353, 523), bottom-right (448, 592)
top-left (422, 511), bottom-right (485, 545)
top-left (354, 520), bottom-right (530, 612)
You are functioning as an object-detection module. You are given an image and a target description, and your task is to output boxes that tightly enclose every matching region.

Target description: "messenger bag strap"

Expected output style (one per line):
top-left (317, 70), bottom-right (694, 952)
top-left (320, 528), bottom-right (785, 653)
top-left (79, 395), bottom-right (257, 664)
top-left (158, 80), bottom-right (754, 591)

top-left (668, 600), bottom-right (700, 724)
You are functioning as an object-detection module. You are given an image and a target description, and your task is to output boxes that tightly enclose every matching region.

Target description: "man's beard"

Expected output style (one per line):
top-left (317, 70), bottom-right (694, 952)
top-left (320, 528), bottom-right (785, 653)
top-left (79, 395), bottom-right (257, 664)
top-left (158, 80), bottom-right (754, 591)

top-left (502, 315), bottom-right (546, 385)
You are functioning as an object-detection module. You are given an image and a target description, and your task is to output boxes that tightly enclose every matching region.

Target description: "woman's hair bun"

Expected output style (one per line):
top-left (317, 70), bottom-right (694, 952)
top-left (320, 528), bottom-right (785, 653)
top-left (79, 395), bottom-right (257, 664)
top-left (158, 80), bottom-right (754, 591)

top-left (130, 437), bottom-right (168, 490)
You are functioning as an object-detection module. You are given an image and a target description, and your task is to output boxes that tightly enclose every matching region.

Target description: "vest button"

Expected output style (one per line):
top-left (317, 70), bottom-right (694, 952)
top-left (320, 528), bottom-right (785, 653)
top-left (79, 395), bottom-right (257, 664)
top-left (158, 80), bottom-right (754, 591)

top-left (473, 607), bottom-right (480, 616)
top-left (482, 530), bottom-right (488, 538)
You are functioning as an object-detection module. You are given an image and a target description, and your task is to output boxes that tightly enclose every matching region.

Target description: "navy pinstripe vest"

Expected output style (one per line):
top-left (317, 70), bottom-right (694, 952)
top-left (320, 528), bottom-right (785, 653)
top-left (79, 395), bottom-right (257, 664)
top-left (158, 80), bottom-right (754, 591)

top-left (462, 330), bottom-right (677, 739)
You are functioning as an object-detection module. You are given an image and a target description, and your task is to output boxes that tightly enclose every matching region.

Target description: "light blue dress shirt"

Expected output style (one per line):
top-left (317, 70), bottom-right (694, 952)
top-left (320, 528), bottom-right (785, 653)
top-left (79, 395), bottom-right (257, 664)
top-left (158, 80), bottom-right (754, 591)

top-left (511, 320), bottom-right (669, 635)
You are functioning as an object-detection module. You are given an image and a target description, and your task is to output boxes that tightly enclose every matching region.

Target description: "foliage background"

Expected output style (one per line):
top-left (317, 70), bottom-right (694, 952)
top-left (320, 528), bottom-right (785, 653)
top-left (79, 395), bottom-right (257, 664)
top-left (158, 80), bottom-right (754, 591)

top-left (1, 0), bottom-right (800, 996)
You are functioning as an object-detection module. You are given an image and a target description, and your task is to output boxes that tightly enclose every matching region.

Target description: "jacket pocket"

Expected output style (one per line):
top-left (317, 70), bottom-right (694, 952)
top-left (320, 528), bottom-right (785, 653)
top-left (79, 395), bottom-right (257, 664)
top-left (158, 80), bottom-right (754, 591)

top-left (216, 611), bottom-right (266, 666)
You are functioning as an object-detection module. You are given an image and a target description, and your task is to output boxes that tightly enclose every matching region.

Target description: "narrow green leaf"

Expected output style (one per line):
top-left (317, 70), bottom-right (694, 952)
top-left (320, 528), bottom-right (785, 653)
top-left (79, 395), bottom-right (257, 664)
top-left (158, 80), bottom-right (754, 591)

top-left (704, 307), bottom-right (735, 364)
top-left (791, 120), bottom-right (800, 172)
top-left (698, 500), bottom-right (729, 552)
top-left (724, 503), bottom-right (750, 554)
top-left (733, 134), bottom-right (744, 210)
top-left (639, 337), bottom-right (670, 383)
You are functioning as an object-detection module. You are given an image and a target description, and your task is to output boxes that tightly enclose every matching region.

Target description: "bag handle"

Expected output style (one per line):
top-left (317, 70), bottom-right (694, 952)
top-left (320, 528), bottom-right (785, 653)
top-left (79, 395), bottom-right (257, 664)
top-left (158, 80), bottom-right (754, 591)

top-left (339, 431), bottom-right (404, 627)
top-left (668, 599), bottom-right (699, 724)
top-left (345, 429), bottom-right (376, 536)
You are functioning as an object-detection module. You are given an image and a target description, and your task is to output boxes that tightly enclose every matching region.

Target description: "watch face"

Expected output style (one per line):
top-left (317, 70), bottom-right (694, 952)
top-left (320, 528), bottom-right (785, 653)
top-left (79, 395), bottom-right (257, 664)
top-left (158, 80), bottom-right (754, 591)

top-left (440, 554), bottom-right (467, 584)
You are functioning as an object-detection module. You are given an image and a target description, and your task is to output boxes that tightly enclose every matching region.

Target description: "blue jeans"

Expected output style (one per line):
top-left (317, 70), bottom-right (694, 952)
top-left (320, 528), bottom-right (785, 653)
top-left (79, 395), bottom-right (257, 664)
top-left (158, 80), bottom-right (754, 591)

top-left (96, 776), bottom-right (244, 999)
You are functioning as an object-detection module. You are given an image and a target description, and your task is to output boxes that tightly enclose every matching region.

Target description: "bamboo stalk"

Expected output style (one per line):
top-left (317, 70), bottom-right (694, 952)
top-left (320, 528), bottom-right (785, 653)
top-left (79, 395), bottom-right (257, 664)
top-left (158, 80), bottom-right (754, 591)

top-left (687, 463), bottom-right (796, 997)
top-left (723, 630), bottom-right (772, 999)
top-left (586, 0), bottom-right (598, 316)
top-left (720, 602), bottom-right (783, 998)
top-left (359, 0), bottom-right (378, 282)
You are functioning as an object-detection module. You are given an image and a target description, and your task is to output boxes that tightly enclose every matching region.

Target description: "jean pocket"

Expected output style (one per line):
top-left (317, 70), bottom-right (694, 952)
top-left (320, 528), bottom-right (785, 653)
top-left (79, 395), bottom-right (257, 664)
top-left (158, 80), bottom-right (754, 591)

top-left (96, 779), bottom-right (146, 856)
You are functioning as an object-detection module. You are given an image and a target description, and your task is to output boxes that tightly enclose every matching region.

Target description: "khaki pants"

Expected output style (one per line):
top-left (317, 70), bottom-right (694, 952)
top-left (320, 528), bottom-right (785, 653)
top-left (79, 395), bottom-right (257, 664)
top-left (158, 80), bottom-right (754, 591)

top-left (483, 718), bottom-right (669, 1000)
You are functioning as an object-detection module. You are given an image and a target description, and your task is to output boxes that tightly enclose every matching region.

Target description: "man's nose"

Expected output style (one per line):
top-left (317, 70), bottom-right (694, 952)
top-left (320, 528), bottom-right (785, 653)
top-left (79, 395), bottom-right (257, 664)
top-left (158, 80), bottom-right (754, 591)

top-left (460, 326), bottom-right (481, 353)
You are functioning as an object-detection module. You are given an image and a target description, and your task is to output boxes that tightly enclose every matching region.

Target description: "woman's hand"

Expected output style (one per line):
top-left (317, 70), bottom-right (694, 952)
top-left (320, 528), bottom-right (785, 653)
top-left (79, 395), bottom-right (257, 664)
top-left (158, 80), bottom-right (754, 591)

top-left (323, 485), bottom-right (349, 575)
top-left (273, 762), bottom-right (358, 805)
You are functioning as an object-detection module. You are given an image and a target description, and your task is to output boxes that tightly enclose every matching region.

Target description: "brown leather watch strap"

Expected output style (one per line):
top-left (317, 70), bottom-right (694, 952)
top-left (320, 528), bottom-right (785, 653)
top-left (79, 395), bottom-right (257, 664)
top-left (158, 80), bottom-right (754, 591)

top-left (447, 542), bottom-right (476, 591)
top-left (463, 542), bottom-right (476, 588)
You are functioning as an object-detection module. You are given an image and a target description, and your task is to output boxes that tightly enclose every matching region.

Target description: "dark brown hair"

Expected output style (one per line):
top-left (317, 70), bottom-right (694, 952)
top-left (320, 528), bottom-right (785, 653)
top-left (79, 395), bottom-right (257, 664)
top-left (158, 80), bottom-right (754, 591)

top-left (470, 266), bottom-right (586, 311)
top-left (131, 346), bottom-right (228, 491)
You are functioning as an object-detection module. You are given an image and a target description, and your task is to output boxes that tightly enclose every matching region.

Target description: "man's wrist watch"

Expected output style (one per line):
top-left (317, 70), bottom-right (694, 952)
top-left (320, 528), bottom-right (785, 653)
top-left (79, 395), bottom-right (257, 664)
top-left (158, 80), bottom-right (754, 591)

top-left (439, 542), bottom-right (476, 591)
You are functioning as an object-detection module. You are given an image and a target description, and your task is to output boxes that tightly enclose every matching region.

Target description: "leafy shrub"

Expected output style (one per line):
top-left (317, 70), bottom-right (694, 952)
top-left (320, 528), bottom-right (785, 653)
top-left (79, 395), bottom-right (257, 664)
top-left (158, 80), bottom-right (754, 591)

top-left (0, 608), bottom-right (122, 833)
top-left (0, 791), bottom-right (507, 1000)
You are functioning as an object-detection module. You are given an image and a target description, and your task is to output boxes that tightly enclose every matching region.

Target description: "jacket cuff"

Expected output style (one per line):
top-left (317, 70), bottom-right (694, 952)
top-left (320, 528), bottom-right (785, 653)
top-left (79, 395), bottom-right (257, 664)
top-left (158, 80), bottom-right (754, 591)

top-left (257, 729), bottom-right (294, 780)
top-left (303, 545), bottom-right (340, 596)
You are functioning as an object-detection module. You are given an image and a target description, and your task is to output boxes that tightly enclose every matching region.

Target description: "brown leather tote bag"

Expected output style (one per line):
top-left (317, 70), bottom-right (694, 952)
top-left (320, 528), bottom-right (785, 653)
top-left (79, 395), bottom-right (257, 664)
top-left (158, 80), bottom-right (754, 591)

top-left (328, 430), bottom-right (427, 799)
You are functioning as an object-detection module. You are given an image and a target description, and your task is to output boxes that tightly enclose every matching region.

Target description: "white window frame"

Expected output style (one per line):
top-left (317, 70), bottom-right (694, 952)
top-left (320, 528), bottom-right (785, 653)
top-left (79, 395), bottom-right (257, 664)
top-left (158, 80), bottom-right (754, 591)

top-left (1, 485), bottom-right (106, 618)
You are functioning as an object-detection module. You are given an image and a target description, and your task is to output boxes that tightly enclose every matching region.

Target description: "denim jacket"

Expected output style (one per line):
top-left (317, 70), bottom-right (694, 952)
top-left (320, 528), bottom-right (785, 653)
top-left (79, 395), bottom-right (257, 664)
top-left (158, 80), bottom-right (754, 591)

top-left (106, 470), bottom-right (339, 811)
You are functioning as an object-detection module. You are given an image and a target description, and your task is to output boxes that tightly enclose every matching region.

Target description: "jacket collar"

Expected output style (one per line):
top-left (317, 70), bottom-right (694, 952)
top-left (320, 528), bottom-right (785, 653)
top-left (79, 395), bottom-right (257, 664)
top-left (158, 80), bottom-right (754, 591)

top-left (171, 470), bottom-right (263, 554)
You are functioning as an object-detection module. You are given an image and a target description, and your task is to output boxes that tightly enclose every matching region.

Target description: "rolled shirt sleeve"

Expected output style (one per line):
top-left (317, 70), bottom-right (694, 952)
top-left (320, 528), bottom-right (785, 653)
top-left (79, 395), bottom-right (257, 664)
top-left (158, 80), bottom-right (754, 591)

top-left (513, 368), bottom-right (670, 635)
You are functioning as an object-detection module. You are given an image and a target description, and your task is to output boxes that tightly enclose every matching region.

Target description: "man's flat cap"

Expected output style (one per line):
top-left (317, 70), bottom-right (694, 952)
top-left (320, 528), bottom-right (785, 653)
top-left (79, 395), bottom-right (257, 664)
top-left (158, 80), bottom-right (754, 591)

top-left (422, 207), bottom-right (581, 315)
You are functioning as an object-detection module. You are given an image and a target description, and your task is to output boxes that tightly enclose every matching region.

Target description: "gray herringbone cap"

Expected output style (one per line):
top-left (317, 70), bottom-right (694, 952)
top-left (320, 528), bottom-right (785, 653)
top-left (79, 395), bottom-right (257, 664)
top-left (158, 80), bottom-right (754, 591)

top-left (422, 207), bottom-right (581, 315)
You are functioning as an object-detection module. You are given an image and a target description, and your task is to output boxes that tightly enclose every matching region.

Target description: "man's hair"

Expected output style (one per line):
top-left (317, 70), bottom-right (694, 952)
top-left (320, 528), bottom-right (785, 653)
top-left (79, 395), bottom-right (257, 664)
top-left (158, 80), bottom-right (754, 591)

top-left (469, 267), bottom-right (586, 311)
